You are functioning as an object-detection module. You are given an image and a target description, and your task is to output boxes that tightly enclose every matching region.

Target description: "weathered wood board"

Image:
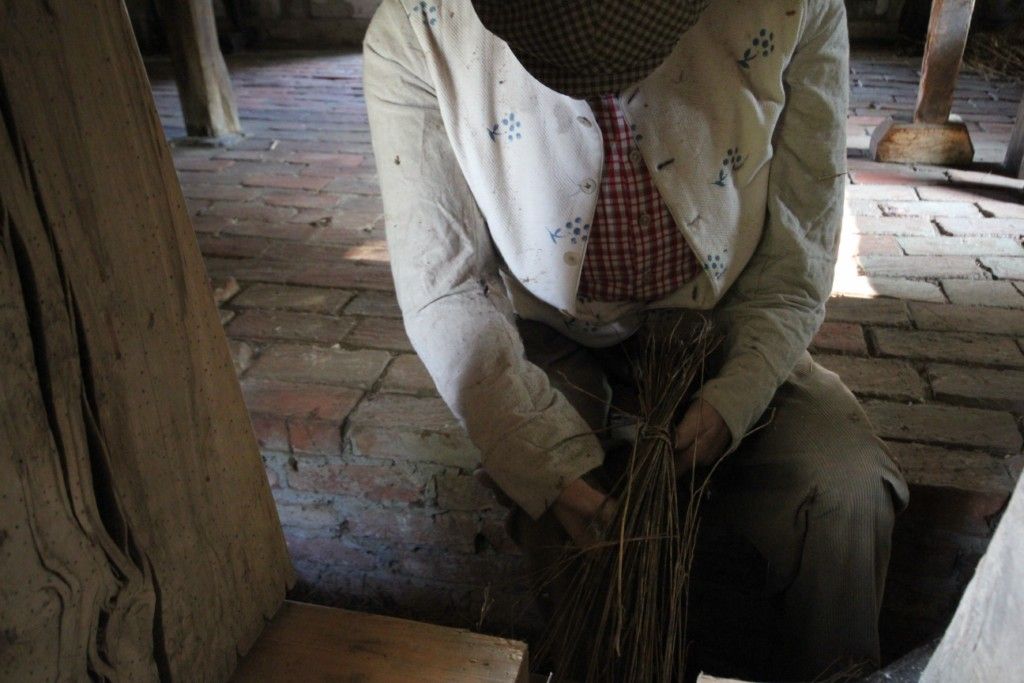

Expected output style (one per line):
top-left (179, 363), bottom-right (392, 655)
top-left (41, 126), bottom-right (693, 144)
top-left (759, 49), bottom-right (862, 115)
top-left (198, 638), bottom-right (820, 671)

top-left (0, 1), bottom-right (292, 680)
top-left (914, 0), bottom-right (977, 124)
top-left (234, 602), bottom-right (530, 683)
top-left (1006, 98), bottom-right (1024, 179)
top-left (158, 0), bottom-right (242, 138)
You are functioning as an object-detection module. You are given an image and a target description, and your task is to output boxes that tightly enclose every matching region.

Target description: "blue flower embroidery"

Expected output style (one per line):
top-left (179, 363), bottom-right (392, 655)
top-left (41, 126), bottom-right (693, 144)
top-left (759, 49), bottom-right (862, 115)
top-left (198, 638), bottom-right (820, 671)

top-left (489, 112), bottom-right (523, 142)
top-left (567, 217), bottom-right (590, 245)
top-left (413, 1), bottom-right (438, 26)
top-left (704, 252), bottom-right (727, 280)
top-left (737, 28), bottom-right (775, 69)
top-left (712, 148), bottom-right (745, 186)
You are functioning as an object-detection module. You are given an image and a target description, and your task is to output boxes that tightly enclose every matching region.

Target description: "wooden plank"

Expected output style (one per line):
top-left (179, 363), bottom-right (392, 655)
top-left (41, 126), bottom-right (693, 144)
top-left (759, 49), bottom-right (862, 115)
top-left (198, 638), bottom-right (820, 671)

top-left (0, 1), bottom-right (291, 680)
top-left (920, 475), bottom-right (1024, 681)
top-left (914, 0), bottom-right (977, 124)
top-left (234, 602), bottom-right (530, 683)
top-left (1005, 97), bottom-right (1024, 179)
top-left (869, 117), bottom-right (974, 166)
top-left (158, 0), bottom-right (242, 138)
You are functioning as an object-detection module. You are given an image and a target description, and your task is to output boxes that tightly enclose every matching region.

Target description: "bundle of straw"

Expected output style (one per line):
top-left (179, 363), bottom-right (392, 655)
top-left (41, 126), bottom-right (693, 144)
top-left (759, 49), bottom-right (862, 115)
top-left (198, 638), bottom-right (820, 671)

top-left (536, 314), bottom-right (720, 682)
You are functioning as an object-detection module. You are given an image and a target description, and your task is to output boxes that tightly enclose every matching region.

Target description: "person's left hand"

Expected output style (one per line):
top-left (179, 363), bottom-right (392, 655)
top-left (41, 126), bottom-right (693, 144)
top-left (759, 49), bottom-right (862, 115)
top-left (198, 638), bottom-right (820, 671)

top-left (674, 398), bottom-right (730, 474)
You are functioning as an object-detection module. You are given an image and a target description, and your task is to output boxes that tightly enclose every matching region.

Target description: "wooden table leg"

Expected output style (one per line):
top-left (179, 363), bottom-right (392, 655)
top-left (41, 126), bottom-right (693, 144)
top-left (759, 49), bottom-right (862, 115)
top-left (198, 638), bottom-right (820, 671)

top-left (1005, 97), bottom-right (1024, 178)
top-left (870, 0), bottom-right (976, 166)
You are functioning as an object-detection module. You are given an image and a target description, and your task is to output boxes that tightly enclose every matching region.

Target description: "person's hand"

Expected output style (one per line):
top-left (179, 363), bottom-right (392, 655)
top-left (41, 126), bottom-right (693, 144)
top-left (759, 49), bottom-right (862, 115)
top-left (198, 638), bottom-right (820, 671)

top-left (552, 478), bottom-right (616, 549)
top-left (473, 469), bottom-right (615, 548)
top-left (674, 398), bottom-right (730, 474)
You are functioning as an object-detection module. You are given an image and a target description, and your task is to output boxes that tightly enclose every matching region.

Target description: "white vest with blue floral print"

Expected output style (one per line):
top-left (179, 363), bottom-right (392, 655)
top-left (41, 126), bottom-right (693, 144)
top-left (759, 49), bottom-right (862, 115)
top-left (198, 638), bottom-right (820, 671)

top-left (401, 0), bottom-right (804, 319)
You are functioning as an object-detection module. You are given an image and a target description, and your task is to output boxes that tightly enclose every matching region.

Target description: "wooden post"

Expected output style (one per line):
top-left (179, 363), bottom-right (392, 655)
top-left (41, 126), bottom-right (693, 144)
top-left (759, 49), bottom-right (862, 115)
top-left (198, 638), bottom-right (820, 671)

top-left (0, 1), bottom-right (289, 679)
top-left (159, 0), bottom-right (242, 140)
top-left (1005, 97), bottom-right (1024, 178)
top-left (870, 0), bottom-right (976, 166)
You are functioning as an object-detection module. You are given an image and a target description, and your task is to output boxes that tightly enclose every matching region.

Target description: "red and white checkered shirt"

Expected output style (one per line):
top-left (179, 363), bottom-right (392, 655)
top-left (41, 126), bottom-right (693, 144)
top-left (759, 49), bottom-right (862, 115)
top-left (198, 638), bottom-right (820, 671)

top-left (578, 94), bottom-right (701, 303)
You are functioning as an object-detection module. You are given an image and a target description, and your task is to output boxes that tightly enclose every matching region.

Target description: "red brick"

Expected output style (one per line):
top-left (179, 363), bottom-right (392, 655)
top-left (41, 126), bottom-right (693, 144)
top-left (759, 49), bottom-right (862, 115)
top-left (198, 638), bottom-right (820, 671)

top-left (232, 283), bottom-right (354, 314)
top-left (941, 280), bottom-right (1024, 308)
top-left (435, 472), bottom-right (498, 511)
top-left (288, 460), bottom-right (434, 504)
top-left (277, 500), bottom-right (340, 531)
top-left (878, 200), bottom-right (983, 219)
top-left (227, 309), bottom-right (357, 343)
top-left (250, 413), bottom-right (289, 452)
top-left (175, 157), bottom-right (234, 172)
top-left (927, 364), bottom-right (1024, 412)
top-left (871, 328), bottom-right (1024, 367)
top-left (847, 216), bottom-right (937, 237)
top-left (979, 256), bottom-right (1024, 280)
top-left (846, 184), bottom-right (919, 201)
top-left (286, 536), bottom-right (384, 573)
top-left (382, 355), bottom-right (437, 395)
top-left (242, 379), bottom-right (363, 422)
top-left (349, 425), bottom-right (478, 469)
top-left (263, 192), bottom-right (342, 210)
top-left (898, 483), bottom-right (1009, 537)
top-left (810, 322), bottom-right (867, 355)
top-left (204, 200), bottom-right (298, 223)
top-left (285, 151), bottom-right (364, 167)
top-left (857, 255), bottom-right (985, 279)
top-left (865, 401), bottom-right (1022, 452)
top-left (197, 234), bottom-right (271, 259)
top-left (344, 316), bottom-right (413, 352)
top-left (888, 442), bottom-right (1016, 495)
top-left (825, 296), bottom-right (909, 326)
top-left (349, 394), bottom-right (461, 433)
top-left (248, 344), bottom-right (391, 389)
top-left (976, 198), bottom-right (1024, 219)
top-left (288, 419), bottom-right (343, 455)
top-left (218, 220), bottom-right (317, 241)
top-left (936, 217), bottom-right (1024, 236)
top-left (345, 507), bottom-right (479, 552)
top-left (182, 183), bottom-right (261, 202)
top-left (242, 173), bottom-right (331, 191)
top-left (897, 236), bottom-right (1022, 256)
top-left (908, 302), bottom-right (1024, 336)
top-left (344, 291), bottom-right (402, 318)
top-left (814, 354), bottom-right (925, 401)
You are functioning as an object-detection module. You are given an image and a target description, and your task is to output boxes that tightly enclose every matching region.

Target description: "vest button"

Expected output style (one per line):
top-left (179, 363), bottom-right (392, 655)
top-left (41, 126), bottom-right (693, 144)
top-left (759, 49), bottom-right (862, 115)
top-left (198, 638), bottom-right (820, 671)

top-left (580, 178), bottom-right (597, 194)
top-left (563, 252), bottom-right (581, 266)
top-left (629, 149), bottom-right (643, 167)
top-left (638, 213), bottom-right (651, 228)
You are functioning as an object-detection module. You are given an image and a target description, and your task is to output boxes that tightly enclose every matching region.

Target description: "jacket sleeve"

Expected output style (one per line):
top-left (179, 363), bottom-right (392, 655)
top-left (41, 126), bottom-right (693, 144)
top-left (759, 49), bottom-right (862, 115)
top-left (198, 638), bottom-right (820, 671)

top-left (698, 0), bottom-right (849, 452)
top-left (362, 0), bottom-right (603, 520)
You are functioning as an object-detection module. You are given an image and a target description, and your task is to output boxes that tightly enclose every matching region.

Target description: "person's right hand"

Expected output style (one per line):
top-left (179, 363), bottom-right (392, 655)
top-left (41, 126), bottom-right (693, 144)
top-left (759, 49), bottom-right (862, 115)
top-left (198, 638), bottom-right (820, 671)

top-left (551, 478), bottom-right (616, 549)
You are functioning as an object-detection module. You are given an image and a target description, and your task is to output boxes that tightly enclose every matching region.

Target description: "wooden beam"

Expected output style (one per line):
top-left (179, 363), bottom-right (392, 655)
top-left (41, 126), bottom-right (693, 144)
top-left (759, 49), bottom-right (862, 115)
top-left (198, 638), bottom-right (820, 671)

top-left (159, 0), bottom-right (242, 139)
top-left (914, 0), bottom-right (977, 124)
top-left (870, 0), bottom-right (976, 165)
top-left (233, 602), bottom-right (531, 682)
top-left (0, 1), bottom-right (289, 679)
top-left (1005, 97), bottom-right (1024, 178)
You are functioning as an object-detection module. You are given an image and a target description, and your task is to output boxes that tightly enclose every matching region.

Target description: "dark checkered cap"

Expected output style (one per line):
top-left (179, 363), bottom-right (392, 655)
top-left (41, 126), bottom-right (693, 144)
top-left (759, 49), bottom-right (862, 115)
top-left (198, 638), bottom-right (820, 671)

top-left (471, 0), bottom-right (712, 98)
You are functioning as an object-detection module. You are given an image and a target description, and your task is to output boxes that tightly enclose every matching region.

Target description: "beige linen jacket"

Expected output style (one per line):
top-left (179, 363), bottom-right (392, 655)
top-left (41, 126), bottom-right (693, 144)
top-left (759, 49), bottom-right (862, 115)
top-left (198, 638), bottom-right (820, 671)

top-left (364, 0), bottom-right (849, 519)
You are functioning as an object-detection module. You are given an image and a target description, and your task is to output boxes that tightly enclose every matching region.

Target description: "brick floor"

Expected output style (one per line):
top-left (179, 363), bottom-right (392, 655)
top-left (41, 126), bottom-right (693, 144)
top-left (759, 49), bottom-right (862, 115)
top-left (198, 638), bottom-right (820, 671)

top-left (149, 49), bottom-right (1023, 654)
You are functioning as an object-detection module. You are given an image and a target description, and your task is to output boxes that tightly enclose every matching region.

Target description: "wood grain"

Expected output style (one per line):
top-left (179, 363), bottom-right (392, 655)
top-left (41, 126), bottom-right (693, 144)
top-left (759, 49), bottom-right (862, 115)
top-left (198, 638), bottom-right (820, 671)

top-left (1005, 97), bottom-right (1024, 179)
top-left (158, 0), bottom-right (242, 138)
top-left (914, 0), bottom-right (977, 124)
top-left (0, 1), bottom-right (290, 679)
top-left (234, 602), bottom-right (530, 683)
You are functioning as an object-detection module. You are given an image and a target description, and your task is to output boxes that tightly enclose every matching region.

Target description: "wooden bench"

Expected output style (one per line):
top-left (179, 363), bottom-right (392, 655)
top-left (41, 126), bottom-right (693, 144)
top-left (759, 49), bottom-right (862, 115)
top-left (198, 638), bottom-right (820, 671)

top-left (233, 602), bottom-right (530, 682)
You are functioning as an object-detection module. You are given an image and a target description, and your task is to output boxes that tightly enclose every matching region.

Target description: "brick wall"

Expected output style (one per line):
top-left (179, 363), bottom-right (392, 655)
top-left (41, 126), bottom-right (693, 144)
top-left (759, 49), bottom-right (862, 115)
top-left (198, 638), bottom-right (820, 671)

top-left (245, 0), bottom-right (383, 48)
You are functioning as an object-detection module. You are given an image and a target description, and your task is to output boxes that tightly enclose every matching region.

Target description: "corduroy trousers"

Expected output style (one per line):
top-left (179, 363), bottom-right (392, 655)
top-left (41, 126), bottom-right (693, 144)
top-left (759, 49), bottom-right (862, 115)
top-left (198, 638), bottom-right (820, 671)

top-left (509, 318), bottom-right (910, 682)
